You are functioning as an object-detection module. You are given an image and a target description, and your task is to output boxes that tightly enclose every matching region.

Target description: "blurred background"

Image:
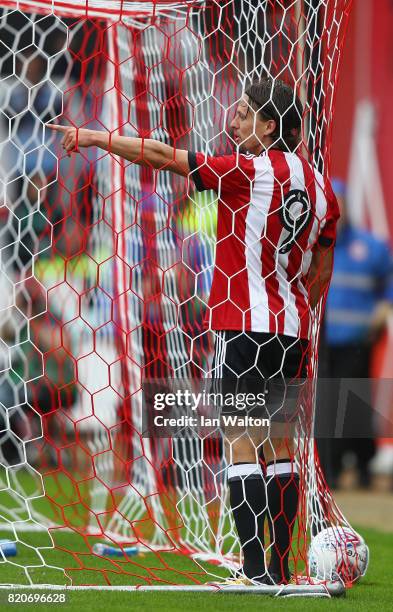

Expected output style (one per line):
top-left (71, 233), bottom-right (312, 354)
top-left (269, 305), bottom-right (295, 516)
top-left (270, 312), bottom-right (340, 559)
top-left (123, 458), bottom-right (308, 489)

top-left (321, 0), bottom-right (393, 497)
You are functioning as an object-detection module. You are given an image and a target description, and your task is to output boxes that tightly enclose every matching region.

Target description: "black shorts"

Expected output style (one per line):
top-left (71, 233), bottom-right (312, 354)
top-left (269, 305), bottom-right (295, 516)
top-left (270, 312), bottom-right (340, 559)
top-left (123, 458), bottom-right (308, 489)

top-left (212, 331), bottom-right (309, 420)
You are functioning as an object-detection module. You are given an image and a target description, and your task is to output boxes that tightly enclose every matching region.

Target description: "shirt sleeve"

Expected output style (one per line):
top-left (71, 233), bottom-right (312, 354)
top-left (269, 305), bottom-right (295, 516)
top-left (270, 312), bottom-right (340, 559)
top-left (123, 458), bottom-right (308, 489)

top-left (188, 151), bottom-right (252, 194)
top-left (318, 180), bottom-right (340, 247)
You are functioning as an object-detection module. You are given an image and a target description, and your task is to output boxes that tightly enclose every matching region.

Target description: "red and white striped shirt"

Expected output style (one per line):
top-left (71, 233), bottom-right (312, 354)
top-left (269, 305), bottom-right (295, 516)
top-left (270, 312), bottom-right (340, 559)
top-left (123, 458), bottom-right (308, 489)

top-left (188, 149), bottom-right (339, 339)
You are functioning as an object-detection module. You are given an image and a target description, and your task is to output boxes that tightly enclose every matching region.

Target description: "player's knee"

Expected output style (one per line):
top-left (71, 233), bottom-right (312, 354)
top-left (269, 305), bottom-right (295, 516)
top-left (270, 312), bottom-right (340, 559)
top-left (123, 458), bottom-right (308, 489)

top-left (263, 437), bottom-right (295, 463)
top-left (225, 434), bottom-right (259, 463)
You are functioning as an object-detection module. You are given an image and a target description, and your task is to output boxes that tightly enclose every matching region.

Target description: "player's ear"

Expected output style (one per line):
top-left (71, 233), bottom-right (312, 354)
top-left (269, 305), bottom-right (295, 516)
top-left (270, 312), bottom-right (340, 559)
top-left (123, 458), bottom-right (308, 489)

top-left (264, 118), bottom-right (276, 137)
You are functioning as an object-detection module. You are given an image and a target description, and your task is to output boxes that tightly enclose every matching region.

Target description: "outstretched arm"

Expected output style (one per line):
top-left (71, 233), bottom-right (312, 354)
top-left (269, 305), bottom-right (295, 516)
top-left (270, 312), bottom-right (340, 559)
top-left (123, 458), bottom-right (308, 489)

top-left (46, 125), bottom-right (190, 177)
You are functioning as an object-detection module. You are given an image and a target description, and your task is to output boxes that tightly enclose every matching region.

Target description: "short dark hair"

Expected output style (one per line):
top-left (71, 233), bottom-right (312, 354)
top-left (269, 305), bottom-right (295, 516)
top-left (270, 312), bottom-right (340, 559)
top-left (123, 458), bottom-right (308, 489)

top-left (245, 78), bottom-right (303, 152)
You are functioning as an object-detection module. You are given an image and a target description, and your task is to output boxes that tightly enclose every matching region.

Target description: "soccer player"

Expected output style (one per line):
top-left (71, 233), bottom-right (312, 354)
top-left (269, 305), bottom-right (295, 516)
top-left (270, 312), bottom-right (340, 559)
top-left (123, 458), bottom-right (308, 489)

top-left (47, 77), bottom-right (339, 585)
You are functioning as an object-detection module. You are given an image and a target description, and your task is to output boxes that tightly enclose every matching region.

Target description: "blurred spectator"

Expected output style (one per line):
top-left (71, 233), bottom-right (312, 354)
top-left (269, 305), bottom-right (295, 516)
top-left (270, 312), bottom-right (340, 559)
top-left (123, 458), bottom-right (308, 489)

top-left (178, 191), bottom-right (216, 304)
top-left (319, 178), bottom-right (393, 488)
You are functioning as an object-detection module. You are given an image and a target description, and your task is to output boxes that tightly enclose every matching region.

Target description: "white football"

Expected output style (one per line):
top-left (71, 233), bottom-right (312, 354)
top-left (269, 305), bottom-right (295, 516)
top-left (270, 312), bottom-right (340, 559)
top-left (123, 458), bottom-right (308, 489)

top-left (308, 526), bottom-right (369, 584)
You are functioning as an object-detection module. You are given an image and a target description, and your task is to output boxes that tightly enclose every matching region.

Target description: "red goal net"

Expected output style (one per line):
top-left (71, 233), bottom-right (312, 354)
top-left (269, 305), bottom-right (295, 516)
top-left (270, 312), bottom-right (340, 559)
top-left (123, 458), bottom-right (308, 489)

top-left (0, 0), bottom-right (357, 596)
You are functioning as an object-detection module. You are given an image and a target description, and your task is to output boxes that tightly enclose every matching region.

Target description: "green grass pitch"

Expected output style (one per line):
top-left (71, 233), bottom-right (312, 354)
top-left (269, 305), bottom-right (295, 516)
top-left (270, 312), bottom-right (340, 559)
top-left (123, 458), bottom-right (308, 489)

top-left (0, 526), bottom-right (391, 611)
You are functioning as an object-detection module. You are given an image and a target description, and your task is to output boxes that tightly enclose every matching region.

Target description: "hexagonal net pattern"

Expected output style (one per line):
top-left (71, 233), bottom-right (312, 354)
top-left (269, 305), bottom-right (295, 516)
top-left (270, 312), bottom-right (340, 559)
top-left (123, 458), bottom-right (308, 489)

top-left (0, 0), bottom-right (356, 592)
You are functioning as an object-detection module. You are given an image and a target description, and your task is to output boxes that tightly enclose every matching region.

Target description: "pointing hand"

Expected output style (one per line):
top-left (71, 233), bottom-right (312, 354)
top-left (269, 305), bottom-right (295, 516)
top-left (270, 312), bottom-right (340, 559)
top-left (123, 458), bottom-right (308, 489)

top-left (46, 124), bottom-right (95, 155)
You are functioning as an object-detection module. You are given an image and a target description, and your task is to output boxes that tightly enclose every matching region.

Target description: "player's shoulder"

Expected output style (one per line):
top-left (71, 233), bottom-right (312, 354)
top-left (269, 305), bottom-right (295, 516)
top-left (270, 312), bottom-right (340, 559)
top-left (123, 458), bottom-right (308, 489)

top-left (220, 152), bottom-right (257, 175)
top-left (193, 150), bottom-right (249, 172)
top-left (252, 149), bottom-right (276, 172)
top-left (234, 152), bottom-right (258, 166)
top-left (265, 148), bottom-right (310, 172)
top-left (195, 151), bottom-right (257, 184)
top-left (202, 151), bottom-right (255, 165)
top-left (309, 166), bottom-right (338, 205)
top-left (263, 149), bottom-right (315, 183)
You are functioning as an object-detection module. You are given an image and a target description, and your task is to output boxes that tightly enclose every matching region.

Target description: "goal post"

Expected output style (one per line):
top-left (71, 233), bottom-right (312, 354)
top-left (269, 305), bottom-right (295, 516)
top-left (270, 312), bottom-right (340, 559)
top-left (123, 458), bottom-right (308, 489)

top-left (0, 0), bottom-right (355, 596)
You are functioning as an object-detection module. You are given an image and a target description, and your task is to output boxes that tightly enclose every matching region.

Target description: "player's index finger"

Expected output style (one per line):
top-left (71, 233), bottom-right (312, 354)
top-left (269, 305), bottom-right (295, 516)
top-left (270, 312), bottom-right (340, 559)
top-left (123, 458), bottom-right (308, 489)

top-left (46, 124), bottom-right (69, 132)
